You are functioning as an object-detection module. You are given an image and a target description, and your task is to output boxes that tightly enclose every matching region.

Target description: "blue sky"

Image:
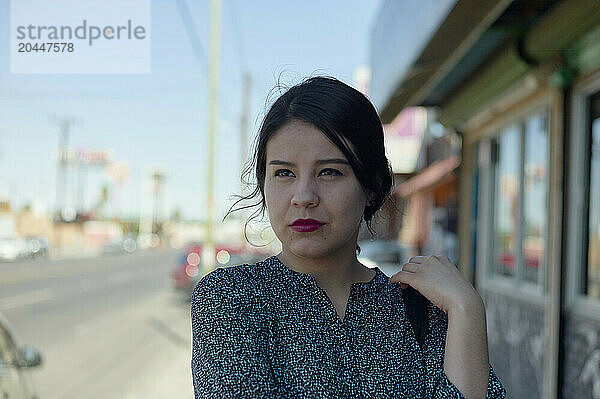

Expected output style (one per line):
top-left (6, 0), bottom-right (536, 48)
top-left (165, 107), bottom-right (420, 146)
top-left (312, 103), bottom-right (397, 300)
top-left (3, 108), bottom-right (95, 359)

top-left (0, 0), bottom-right (383, 222)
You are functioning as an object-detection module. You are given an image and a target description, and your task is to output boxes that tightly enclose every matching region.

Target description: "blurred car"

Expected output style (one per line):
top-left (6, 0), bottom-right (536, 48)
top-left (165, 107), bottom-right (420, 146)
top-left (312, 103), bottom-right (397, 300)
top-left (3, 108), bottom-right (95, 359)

top-left (22, 237), bottom-right (49, 260)
top-left (0, 312), bottom-right (42, 399)
top-left (357, 239), bottom-right (408, 277)
top-left (171, 243), bottom-right (265, 298)
top-left (101, 236), bottom-right (137, 255)
top-left (0, 236), bottom-right (28, 262)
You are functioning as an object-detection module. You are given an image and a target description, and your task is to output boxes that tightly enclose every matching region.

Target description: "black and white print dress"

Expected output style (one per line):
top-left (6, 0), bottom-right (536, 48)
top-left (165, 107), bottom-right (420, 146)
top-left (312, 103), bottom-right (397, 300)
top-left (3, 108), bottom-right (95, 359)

top-left (191, 255), bottom-right (506, 398)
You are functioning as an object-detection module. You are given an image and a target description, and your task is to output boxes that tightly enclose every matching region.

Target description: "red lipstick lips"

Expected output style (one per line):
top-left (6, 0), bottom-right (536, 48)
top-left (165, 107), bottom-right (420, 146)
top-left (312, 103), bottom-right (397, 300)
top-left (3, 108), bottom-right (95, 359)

top-left (291, 218), bottom-right (324, 232)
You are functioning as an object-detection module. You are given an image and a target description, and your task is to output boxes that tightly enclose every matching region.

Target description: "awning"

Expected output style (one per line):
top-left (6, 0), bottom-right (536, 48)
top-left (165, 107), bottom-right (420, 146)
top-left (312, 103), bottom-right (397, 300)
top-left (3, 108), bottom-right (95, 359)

top-left (394, 156), bottom-right (460, 198)
top-left (396, 155), bottom-right (460, 248)
top-left (373, 0), bottom-right (511, 123)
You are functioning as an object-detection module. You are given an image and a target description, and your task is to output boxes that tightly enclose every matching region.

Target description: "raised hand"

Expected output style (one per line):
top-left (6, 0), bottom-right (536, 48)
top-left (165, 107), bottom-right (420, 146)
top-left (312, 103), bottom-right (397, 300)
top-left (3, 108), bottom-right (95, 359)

top-left (389, 255), bottom-right (482, 314)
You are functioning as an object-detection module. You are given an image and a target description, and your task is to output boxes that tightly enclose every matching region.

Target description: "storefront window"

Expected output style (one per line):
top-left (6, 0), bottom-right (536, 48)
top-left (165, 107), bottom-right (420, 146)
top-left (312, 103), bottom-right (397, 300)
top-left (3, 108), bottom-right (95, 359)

top-left (524, 114), bottom-right (548, 283)
top-left (586, 92), bottom-right (600, 299)
top-left (491, 110), bottom-right (548, 284)
top-left (493, 125), bottom-right (520, 277)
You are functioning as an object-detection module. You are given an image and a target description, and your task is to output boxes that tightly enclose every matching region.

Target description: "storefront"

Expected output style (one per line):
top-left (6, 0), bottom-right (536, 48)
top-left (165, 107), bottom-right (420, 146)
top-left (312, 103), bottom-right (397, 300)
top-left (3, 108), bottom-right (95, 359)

top-left (370, 0), bottom-right (600, 397)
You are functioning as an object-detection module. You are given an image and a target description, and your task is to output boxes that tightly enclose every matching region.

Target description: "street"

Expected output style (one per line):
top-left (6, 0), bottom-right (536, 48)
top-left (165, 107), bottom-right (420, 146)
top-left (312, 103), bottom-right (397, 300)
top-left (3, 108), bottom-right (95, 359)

top-left (0, 249), bottom-right (194, 399)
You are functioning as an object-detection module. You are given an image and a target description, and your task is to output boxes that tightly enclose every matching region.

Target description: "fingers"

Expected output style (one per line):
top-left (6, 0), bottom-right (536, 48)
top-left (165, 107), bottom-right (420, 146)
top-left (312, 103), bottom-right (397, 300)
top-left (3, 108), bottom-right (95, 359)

top-left (408, 255), bottom-right (430, 263)
top-left (389, 271), bottom-right (407, 284)
top-left (390, 254), bottom-right (451, 285)
top-left (389, 262), bottom-right (419, 283)
top-left (409, 255), bottom-right (440, 263)
top-left (389, 271), bottom-right (411, 289)
top-left (409, 254), bottom-right (451, 264)
top-left (390, 261), bottom-right (421, 280)
top-left (400, 262), bottom-right (421, 273)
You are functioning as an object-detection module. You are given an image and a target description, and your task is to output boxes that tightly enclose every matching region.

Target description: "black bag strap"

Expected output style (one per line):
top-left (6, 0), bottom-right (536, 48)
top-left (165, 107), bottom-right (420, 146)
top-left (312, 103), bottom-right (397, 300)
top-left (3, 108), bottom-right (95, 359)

top-left (401, 285), bottom-right (428, 348)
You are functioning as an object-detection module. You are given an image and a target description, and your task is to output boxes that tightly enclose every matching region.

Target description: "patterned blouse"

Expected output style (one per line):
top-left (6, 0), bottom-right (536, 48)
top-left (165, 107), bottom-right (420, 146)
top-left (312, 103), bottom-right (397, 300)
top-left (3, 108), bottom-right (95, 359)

top-left (191, 255), bottom-right (506, 398)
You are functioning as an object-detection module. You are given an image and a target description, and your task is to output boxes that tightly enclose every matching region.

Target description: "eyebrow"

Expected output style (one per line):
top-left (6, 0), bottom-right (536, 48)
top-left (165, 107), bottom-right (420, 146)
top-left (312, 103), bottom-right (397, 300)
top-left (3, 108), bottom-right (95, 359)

top-left (268, 158), bottom-right (350, 166)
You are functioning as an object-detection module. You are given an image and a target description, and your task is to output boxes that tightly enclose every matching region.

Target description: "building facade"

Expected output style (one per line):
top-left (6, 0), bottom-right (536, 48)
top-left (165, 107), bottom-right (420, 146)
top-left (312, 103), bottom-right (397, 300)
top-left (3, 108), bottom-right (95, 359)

top-left (371, 1), bottom-right (600, 397)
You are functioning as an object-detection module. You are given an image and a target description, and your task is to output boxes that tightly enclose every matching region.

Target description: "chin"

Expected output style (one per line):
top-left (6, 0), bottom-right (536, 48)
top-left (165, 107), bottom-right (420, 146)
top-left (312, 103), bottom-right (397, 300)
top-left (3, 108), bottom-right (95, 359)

top-left (287, 241), bottom-right (344, 260)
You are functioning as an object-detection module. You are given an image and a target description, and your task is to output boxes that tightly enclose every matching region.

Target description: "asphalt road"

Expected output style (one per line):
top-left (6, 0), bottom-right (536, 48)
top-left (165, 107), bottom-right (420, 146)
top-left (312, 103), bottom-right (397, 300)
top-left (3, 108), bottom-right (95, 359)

top-left (0, 249), bottom-right (194, 399)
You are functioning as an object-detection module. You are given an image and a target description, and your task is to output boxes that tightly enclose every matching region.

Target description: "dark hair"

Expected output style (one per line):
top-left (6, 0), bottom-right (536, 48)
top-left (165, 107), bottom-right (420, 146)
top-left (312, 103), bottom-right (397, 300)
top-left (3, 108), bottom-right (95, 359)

top-left (226, 76), bottom-right (394, 238)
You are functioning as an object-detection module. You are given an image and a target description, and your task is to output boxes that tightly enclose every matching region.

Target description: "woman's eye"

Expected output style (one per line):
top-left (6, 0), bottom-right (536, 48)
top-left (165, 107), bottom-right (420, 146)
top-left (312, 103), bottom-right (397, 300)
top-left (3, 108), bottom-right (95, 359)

top-left (319, 168), bottom-right (343, 177)
top-left (274, 169), bottom-right (294, 177)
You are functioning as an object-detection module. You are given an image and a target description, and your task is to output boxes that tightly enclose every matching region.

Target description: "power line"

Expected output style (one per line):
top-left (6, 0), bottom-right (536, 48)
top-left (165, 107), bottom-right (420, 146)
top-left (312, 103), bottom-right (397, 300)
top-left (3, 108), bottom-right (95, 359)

top-left (173, 0), bottom-right (208, 69)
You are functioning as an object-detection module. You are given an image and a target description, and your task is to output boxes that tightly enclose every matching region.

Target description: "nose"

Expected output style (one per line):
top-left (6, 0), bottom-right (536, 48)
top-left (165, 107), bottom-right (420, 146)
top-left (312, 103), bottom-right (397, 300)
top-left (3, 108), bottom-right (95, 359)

top-left (291, 177), bottom-right (319, 208)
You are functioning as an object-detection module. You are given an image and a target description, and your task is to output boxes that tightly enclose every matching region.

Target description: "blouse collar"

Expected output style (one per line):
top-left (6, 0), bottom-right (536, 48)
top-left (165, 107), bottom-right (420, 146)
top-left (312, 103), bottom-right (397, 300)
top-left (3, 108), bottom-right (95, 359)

top-left (264, 255), bottom-right (390, 291)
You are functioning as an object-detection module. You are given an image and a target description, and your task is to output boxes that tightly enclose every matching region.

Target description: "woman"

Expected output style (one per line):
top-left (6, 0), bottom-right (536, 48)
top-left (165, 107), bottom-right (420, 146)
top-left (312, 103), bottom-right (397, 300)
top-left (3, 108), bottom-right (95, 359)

top-left (191, 77), bottom-right (506, 398)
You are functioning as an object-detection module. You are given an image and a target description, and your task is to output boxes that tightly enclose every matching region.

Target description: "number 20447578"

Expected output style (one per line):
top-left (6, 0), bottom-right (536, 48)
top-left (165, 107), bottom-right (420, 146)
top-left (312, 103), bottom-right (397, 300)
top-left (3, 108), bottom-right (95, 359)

top-left (18, 42), bottom-right (74, 52)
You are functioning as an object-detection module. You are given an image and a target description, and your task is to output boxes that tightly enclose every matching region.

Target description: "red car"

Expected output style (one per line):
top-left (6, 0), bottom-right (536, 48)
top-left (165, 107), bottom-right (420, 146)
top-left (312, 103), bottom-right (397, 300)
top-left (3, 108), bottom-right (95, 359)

top-left (171, 243), bottom-right (265, 297)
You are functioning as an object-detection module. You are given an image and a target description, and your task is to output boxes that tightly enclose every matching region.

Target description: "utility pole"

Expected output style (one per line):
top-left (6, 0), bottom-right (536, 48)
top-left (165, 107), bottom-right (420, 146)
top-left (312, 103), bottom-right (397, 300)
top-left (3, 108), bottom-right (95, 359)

top-left (204, 0), bottom-right (221, 271)
top-left (241, 72), bottom-right (251, 177)
top-left (240, 72), bottom-right (251, 246)
top-left (55, 118), bottom-right (72, 221)
top-left (53, 117), bottom-right (76, 256)
top-left (138, 168), bottom-right (153, 246)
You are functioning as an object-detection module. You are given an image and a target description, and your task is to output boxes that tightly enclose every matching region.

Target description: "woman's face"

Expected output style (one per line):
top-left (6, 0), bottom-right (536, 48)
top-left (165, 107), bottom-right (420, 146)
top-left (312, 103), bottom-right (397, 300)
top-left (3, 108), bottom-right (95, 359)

top-left (264, 120), bottom-right (370, 260)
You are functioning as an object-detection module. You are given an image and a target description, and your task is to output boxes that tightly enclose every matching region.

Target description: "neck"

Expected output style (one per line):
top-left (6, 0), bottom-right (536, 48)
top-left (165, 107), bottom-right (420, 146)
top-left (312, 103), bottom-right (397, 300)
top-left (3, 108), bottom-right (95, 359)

top-left (277, 244), bottom-right (374, 293)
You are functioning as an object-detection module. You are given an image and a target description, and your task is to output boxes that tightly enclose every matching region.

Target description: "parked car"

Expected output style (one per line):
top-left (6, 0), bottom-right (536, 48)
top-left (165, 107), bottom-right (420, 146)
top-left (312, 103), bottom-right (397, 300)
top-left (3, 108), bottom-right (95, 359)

top-left (171, 243), bottom-right (202, 293)
top-left (171, 243), bottom-right (265, 298)
top-left (357, 239), bottom-right (408, 277)
top-left (0, 312), bottom-right (42, 399)
top-left (101, 236), bottom-right (137, 255)
top-left (0, 236), bottom-right (28, 262)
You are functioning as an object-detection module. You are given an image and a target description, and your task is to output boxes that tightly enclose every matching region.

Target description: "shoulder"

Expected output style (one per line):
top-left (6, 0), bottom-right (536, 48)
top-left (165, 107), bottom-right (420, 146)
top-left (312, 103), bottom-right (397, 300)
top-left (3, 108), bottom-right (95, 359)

top-left (193, 264), bottom-right (255, 295)
top-left (193, 264), bottom-right (249, 290)
top-left (191, 261), bottom-right (272, 312)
